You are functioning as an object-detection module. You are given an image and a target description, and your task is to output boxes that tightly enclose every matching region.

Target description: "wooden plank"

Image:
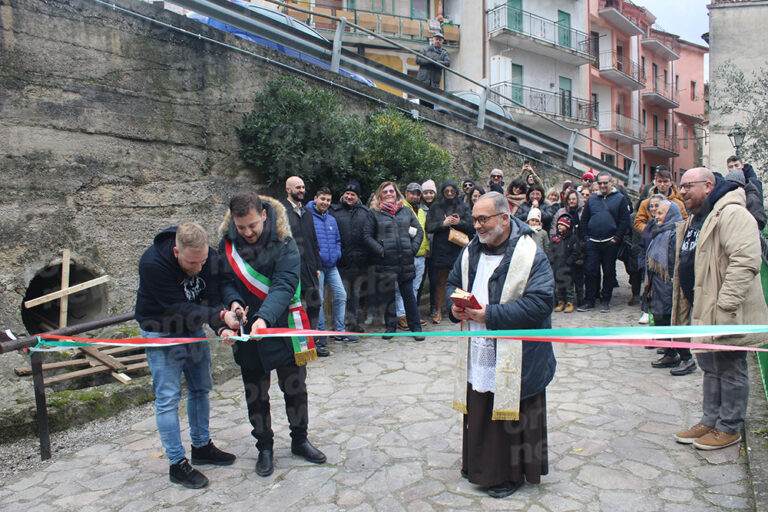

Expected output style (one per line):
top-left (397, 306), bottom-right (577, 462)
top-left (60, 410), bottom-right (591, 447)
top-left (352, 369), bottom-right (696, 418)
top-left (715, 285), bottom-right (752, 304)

top-left (402, 18), bottom-right (421, 37)
top-left (110, 372), bottom-right (132, 384)
top-left (15, 352), bottom-right (146, 376)
top-left (79, 346), bottom-right (127, 372)
top-left (380, 15), bottom-right (399, 34)
top-left (24, 275), bottom-right (110, 308)
top-left (44, 361), bottom-right (148, 386)
top-left (59, 250), bottom-right (71, 328)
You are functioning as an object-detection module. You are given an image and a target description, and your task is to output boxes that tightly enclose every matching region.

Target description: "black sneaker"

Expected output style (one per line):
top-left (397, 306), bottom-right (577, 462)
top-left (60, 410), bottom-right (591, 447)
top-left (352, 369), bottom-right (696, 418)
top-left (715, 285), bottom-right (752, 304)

top-left (576, 302), bottom-right (595, 312)
top-left (169, 458), bottom-right (209, 489)
top-left (191, 440), bottom-right (236, 466)
top-left (316, 346), bottom-right (330, 357)
top-left (600, 302), bottom-right (610, 313)
top-left (652, 354), bottom-right (681, 368)
top-left (334, 335), bottom-right (359, 343)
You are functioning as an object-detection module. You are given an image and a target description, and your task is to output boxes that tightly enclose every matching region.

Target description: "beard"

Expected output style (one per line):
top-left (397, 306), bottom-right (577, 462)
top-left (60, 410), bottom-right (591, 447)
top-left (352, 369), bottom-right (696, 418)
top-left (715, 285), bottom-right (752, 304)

top-left (290, 190), bottom-right (304, 203)
top-left (477, 222), bottom-right (505, 245)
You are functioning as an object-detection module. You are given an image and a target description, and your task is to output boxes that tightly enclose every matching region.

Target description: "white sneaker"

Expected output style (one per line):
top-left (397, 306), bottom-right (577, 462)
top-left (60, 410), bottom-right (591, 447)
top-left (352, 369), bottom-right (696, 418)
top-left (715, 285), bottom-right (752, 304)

top-left (364, 313), bottom-right (375, 325)
top-left (638, 312), bottom-right (649, 324)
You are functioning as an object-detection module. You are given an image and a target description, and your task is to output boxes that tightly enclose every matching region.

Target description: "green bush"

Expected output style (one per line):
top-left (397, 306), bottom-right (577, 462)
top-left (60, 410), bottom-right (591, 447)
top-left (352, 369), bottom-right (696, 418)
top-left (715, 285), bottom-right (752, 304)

top-left (238, 78), bottom-right (452, 199)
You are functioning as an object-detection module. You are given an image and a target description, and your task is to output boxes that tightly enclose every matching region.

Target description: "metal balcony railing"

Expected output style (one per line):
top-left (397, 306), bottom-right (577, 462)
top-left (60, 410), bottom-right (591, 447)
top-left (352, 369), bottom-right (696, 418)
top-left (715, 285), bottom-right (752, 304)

top-left (490, 82), bottom-right (597, 125)
top-left (292, 2), bottom-right (459, 44)
top-left (487, 4), bottom-right (593, 59)
top-left (647, 79), bottom-right (680, 104)
top-left (597, 50), bottom-right (646, 85)
top-left (645, 133), bottom-right (679, 153)
top-left (645, 29), bottom-right (680, 56)
top-left (599, 111), bottom-right (643, 140)
top-left (599, 0), bottom-right (644, 28)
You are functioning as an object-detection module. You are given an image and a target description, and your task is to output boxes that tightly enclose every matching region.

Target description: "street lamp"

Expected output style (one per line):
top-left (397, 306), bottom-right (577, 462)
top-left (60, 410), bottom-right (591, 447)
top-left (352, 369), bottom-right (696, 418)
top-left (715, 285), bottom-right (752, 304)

top-left (728, 122), bottom-right (746, 157)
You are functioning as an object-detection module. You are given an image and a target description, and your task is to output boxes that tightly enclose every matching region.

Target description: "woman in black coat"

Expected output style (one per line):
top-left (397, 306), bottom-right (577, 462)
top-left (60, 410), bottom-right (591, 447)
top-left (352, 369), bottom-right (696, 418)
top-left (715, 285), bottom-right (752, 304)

top-left (363, 181), bottom-right (424, 338)
top-left (425, 179), bottom-right (473, 323)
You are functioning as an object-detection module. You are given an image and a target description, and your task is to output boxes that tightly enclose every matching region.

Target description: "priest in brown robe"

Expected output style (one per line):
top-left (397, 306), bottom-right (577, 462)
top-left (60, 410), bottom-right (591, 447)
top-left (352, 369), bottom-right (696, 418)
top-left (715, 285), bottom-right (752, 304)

top-left (447, 191), bottom-right (556, 498)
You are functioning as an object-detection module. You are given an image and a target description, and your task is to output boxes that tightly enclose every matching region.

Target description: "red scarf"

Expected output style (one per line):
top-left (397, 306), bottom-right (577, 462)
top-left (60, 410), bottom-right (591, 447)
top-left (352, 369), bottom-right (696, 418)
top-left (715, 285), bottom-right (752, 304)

top-left (380, 200), bottom-right (403, 216)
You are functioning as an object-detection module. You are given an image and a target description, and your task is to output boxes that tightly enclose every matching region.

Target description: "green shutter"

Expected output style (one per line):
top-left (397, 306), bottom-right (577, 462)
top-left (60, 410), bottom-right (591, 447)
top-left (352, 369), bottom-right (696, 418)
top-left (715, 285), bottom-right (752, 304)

top-left (508, 0), bottom-right (523, 32)
top-left (558, 10), bottom-right (571, 48)
top-left (512, 64), bottom-right (523, 104)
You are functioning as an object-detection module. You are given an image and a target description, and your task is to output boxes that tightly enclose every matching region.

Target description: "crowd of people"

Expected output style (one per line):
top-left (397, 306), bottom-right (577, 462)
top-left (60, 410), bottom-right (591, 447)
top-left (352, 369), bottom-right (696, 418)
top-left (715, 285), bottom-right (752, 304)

top-left (133, 154), bottom-right (767, 497)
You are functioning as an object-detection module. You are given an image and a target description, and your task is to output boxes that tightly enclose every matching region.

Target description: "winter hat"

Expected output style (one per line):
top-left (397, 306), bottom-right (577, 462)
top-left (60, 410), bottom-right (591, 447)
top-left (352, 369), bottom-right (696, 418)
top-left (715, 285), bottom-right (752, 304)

top-left (344, 180), bottom-right (362, 196)
top-left (582, 171), bottom-right (595, 181)
top-left (527, 208), bottom-right (542, 222)
top-left (406, 182), bottom-right (423, 193)
top-left (421, 179), bottom-right (437, 193)
top-left (725, 169), bottom-right (746, 187)
top-left (490, 168), bottom-right (504, 177)
top-left (557, 215), bottom-right (572, 229)
top-left (562, 180), bottom-right (574, 193)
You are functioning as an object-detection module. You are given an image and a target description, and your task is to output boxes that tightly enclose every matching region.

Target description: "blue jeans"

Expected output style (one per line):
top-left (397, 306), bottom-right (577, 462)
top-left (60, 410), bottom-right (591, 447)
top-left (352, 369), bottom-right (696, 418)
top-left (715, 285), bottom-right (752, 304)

top-left (143, 329), bottom-right (211, 464)
top-left (318, 266), bottom-right (347, 333)
top-left (395, 256), bottom-right (425, 317)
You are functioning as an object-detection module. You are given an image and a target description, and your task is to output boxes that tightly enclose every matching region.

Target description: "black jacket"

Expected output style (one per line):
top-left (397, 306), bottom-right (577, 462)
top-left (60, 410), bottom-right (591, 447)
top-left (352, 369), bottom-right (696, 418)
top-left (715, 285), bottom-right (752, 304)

top-left (581, 188), bottom-right (631, 242)
top-left (329, 200), bottom-right (372, 269)
top-left (425, 179), bottom-right (474, 269)
top-left (415, 44), bottom-right (450, 88)
top-left (548, 225), bottom-right (582, 287)
top-left (135, 227), bottom-right (225, 334)
top-left (446, 218), bottom-right (557, 399)
top-left (363, 202), bottom-right (423, 280)
top-left (219, 197), bottom-right (301, 371)
top-left (281, 198), bottom-right (321, 291)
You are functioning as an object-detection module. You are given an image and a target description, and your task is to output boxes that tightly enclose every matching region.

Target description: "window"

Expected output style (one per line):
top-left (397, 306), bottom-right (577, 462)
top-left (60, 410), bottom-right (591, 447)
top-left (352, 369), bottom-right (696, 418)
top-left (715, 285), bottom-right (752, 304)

top-left (411, 0), bottom-right (428, 19)
top-left (691, 81), bottom-right (696, 101)
top-left (684, 127), bottom-right (689, 149)
top-left (601, 153), bottom-right (616, 166)
top-left (675, 74), bottom-right (680, 93)
top-left (623, 157), bottom-right (632, 172)
top-left (642, 109), bottom-right (646, 127)
top-left (592, 93), bottom-right (599, 120)
top-left (641, 56), bottom-right (646, 79)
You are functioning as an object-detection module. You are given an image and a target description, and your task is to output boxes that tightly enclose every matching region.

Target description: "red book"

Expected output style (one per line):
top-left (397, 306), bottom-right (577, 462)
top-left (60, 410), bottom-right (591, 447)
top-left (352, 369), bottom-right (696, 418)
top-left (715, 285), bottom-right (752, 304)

top-left (450, 288), bottom-right (481, 310)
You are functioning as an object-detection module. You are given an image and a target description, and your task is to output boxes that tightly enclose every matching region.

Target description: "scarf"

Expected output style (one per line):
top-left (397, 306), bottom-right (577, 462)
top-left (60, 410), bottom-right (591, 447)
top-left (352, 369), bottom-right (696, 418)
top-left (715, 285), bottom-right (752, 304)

top-left (380, 200), bottom-right (402, 216)
top-left (646, 203), bottom-right (683, 282)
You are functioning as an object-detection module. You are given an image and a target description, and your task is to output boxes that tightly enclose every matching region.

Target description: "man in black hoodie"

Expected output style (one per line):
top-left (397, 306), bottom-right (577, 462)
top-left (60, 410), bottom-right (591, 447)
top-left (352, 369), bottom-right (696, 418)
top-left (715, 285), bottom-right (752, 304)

top-left (135, 223), bottom-right (240, 489)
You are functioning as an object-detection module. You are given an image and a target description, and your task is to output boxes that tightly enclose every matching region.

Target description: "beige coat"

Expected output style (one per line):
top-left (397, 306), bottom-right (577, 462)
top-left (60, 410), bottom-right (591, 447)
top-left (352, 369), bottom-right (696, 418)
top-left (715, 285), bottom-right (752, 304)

top-left (671, 188), bottom-right (768, 348)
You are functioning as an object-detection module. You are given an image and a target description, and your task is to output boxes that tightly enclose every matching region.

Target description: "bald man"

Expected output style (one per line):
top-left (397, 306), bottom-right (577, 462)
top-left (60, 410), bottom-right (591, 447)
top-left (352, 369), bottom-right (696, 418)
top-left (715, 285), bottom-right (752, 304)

top-left (672, 167), bottom-right (768, 450)
top-left (281, 177), bottom-right (328, 357)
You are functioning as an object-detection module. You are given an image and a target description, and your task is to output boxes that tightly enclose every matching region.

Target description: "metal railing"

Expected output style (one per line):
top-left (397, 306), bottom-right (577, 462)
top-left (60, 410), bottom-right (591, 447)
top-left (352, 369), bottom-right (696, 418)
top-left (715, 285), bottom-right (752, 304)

top-left (646, 78), bottom-right (680, 104)
top-left (487, 4), bottom-right (593, 59)
top-left (490, 82), bottom-right (597, 125)
top-left (598, 50), bottom-right (646, 85)
top-left (644, 133), bottom-right (679, 153)
top-left (644, 29), bottom-right (680, 56)
top-left (303, 2), bottom-right (458, 43)
top-left (599, 111), bottom-right (643, 140)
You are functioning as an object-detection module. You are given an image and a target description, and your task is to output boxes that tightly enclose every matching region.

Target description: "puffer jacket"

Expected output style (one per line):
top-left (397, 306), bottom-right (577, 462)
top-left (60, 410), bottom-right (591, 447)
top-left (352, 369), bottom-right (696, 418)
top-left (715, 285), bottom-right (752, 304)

top-left (363, 201), bottom-right (423, 280)
top-left (633, 184), bottom-right (688, 233)
top-left (446, 217), bottom-right (556, 399)
top-left (671, 188), bottom-right (768, 347)
top-left (218, 197), bottom-right (301, 371)
top-left (307, 200), bottom-right (341, 269)
top-left (425, 179), bottom-right (474, 269)
top-left (405, 200), bottom-right (429, 257)
top-left (329, 199), bottom-right (371, 269)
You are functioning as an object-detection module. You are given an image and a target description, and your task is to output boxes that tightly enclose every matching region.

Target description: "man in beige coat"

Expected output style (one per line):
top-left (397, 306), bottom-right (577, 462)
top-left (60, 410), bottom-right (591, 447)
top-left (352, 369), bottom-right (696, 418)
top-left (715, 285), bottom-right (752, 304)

top-left (672, 167), bottom-right (768, 450)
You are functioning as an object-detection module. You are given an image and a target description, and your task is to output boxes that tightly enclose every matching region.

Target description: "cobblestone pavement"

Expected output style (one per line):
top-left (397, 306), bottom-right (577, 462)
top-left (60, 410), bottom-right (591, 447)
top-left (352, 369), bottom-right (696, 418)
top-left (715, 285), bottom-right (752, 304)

top-left (0, 279), bottom-right (753, 511)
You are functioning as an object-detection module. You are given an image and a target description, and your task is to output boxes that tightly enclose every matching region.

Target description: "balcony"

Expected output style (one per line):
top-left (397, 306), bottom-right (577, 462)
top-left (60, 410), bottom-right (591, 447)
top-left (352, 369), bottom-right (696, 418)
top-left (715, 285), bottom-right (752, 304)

top-left (490, 82), bottom-right (597, 128)
top-left (597, 0), bottom-right (643, 36)
top-left (641, 30), bottom-right (680, 61)
top-left (597, 51), bottom-right (646, 90)
top-left (487, 5), bottom-right (594, 66)
top-left (643, 134), bottom-right (679, 157)
top-left (642, 80), bottom-right (680, 109)
top-left (598, 111), bottom-right (644, 144)
top-left (285, 4), bottom-right (460, 51)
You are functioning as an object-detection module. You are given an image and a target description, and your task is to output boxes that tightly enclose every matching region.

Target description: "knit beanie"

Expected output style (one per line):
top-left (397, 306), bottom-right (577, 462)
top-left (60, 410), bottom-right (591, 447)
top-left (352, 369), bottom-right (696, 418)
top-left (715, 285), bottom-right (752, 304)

top-left (527, 208), bottom-right (542, 222)
top-left (557, 216), bottom-right (572, 229)
top-left (344, 180), bottom-right (362, 196)
top-left (421, 179), bottom-right (437, 193)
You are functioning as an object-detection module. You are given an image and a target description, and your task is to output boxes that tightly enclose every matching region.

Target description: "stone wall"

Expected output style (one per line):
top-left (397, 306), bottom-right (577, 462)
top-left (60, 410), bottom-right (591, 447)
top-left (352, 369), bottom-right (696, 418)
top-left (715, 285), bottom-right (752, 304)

top-left (0, 0), bottom-right (576, 335)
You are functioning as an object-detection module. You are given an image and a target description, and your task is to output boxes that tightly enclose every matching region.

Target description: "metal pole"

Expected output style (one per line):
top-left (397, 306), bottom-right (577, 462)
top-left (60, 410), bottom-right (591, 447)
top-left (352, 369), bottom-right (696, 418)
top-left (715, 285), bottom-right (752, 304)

top-left (330, 17), bottom-right (345, 74)
top-left (476, 86), bottom-right (488, 131)
top-left (565, 131), bottom-right (577, 167)
top-left (30, 351), bottom-right (51, 460)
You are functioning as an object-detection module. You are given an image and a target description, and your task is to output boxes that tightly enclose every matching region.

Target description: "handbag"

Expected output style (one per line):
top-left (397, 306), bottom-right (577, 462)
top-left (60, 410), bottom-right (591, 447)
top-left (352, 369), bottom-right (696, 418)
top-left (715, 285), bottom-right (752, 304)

top-left (448, 228), bottom-right (469, 247)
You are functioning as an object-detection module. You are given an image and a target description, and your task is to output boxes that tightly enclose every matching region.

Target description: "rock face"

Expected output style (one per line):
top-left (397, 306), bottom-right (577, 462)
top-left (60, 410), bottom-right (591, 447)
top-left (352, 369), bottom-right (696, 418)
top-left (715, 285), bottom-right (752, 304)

top-left (0, 0), bottom-right (571, 334)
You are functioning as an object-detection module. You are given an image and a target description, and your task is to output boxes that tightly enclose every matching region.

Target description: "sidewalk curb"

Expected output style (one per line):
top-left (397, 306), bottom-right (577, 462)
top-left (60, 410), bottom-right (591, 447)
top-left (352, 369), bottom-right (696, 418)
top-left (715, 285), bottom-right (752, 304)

top-left (746, 353), bottom-right (768, 511)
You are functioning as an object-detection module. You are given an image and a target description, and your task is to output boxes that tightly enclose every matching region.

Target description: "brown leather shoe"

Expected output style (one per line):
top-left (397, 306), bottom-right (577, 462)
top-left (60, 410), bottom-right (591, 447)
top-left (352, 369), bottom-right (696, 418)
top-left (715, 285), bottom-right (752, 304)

top-left (397, 316), bottom-right (408, 330)
top-left (431, 310), bottom-right (441, 324)
top-left (563, 302), bottom-right (575, 313)
top-left (693, 429), bottom-right (742, 450)
top-left (674, 422), bottom-right (713, 444)
top-left (554, 301), bottom-right (565, 312)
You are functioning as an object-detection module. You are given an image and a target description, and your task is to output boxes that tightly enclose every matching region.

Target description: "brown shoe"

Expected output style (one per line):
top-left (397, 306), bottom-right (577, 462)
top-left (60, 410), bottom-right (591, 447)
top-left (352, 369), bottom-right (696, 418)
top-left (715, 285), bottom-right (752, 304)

top-left (397, 316), bottom-right (408, 330)
top-left (563, 303), bottom-right (575, 313)
top-left (554, 301), bottom-right (565, 312)
top-left (420, 319), bottom-right (427, 326)
top-left (693, 429), bottom-right (742, 450)
top-left (431, 311), bottom-right (441, 324)
top-left (674, 422), bottom-right (713, 444)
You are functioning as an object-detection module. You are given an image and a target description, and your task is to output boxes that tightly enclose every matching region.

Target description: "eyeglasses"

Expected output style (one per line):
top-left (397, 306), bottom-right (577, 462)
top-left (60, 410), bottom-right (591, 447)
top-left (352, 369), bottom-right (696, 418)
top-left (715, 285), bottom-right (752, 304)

top-left (679, 180), bottom-right (708, 191)
top-left (472, 213), bottom-right (505, 225)
top-left (597, 181), bottom-right (611, 185)
top-left (381, 188), bottom-right (396, 195)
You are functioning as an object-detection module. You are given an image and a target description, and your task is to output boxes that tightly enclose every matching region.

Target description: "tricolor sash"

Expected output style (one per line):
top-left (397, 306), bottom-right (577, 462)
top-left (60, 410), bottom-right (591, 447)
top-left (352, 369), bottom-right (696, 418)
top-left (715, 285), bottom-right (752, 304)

top-left (224, 239), bottom-right (317, 366)
top-left (452, 234), bottom-right (537, 421)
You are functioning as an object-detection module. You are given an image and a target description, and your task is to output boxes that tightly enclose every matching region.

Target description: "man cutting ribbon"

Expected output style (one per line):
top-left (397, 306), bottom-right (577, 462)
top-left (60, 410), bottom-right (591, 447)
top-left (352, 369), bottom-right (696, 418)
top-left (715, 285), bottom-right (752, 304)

top-left (218, 191), bottom-right (326, 478)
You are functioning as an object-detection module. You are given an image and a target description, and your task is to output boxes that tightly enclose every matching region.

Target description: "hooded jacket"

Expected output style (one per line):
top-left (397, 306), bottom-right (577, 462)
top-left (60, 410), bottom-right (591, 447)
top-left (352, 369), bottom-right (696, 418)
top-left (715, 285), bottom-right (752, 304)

top-left (329, 199), bottom-right (372, 269)
top-left (307, 200), bottom-right (342, 269)
top-left (425, 179), bottom-right (474, 269)
top-left (363, 197), bottom-right (423, 280)
top-left (581, 187), bottom-right (630, 242)
top-left (218, 197), bottom-right (301, 371)
top-left (671, 185), bottom-right (768, 347)
top-left (633, 184), bottom-right (688, 233)
top-left (446, 217), bottom-right (556, 399)
top-left (135, 227), bottom-right (225, 334)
